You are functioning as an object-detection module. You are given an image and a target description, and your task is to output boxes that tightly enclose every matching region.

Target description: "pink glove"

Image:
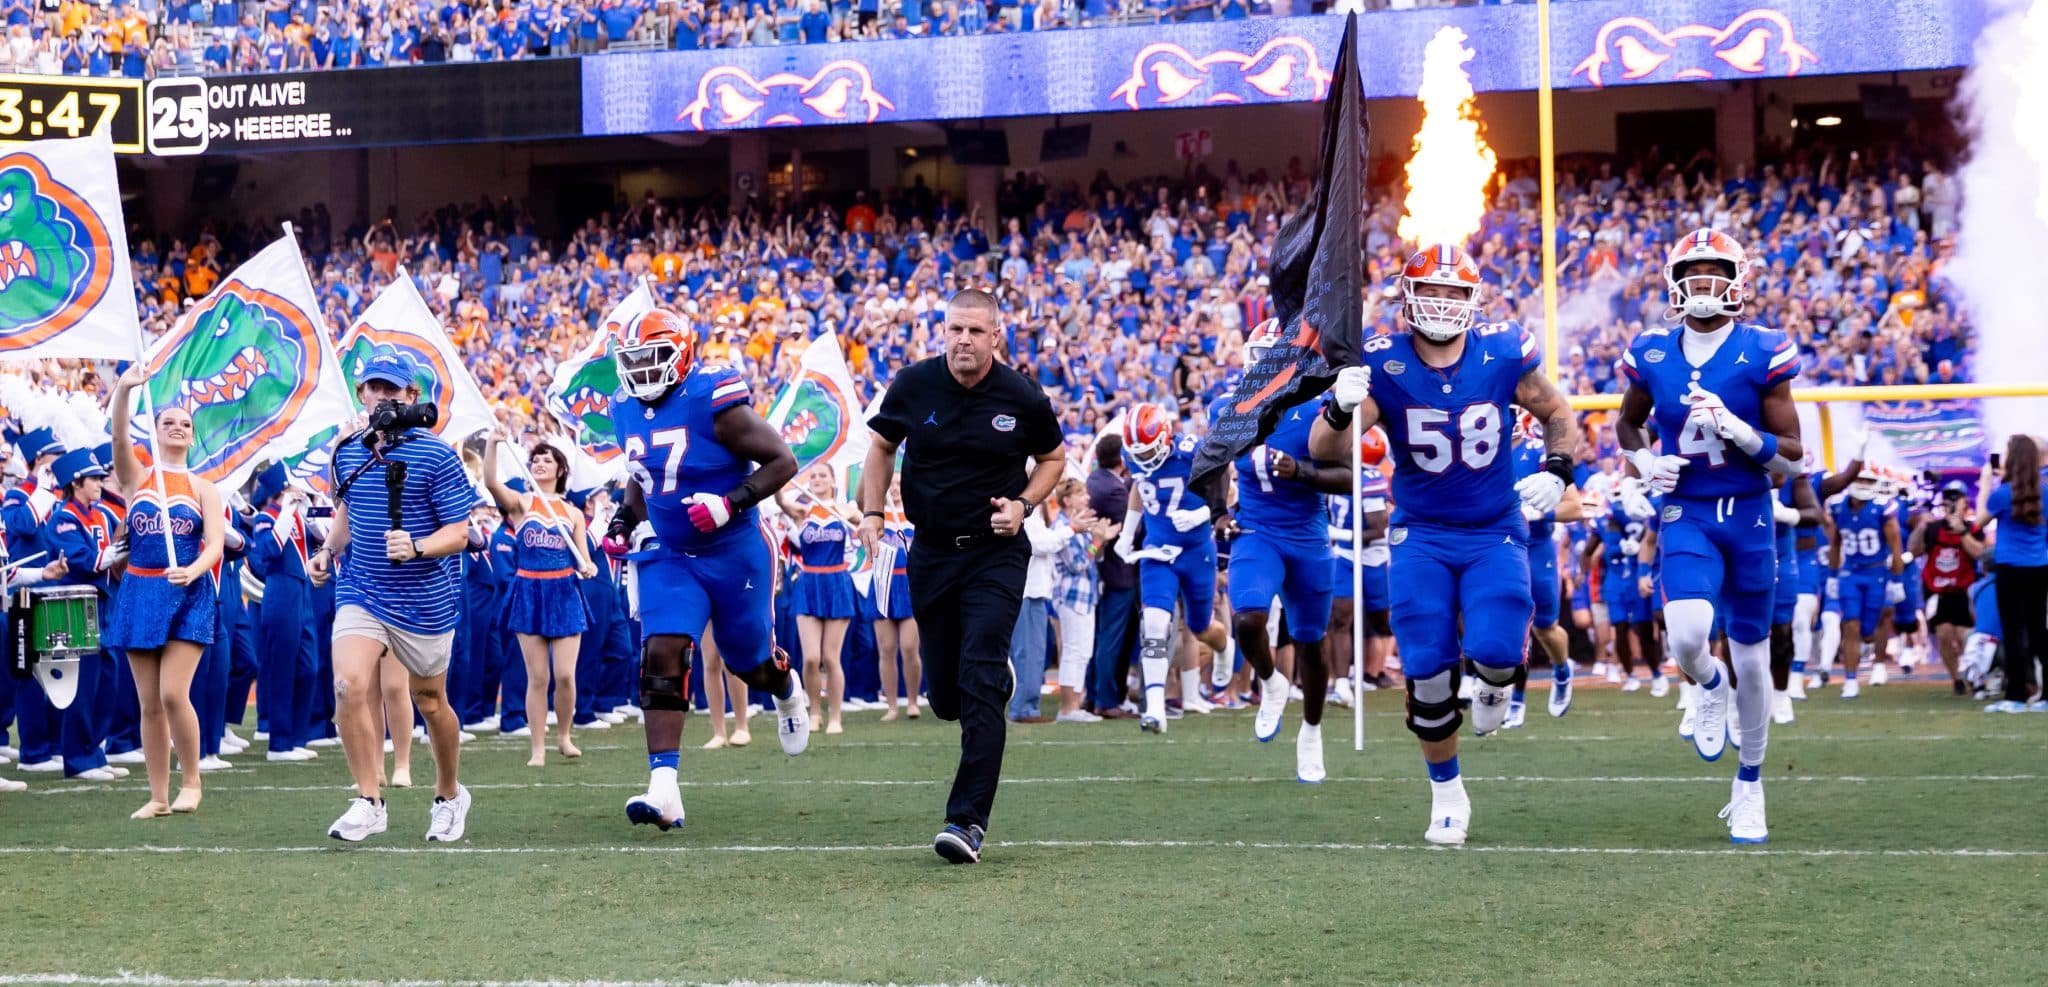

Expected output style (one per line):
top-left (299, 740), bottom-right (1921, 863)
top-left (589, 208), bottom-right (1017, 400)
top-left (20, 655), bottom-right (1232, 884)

top-left (684, 492), bottom-right (734, 533)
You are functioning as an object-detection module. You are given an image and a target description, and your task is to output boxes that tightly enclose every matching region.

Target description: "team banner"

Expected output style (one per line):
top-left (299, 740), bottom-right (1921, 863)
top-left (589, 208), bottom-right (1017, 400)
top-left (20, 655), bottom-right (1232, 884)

top-left (582, 0), bottom-right (1983, 135)
top-left (1193, 13), bottom-right (1365, 485)
top-left (545, 280), bottom-right (651, 465)
top-left (0, 132), bottom-right (139, 359)
top-left (1860, 400), bottom-right (1991, 473)
top-left (766, 330), bottom-right (869, 475)
top-left (134, 233), bottom-right (354, 494)
top-left (339, 271), bottom-right (496, 443)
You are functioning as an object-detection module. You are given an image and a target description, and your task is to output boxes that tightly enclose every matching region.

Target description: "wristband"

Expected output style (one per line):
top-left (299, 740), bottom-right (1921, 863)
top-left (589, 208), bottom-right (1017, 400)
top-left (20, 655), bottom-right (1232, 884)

top-left (1542, 453), bottom-right (1574, 488)
top-left (1320, 401), bottom-right (1354, 431)
top-left (1746, 431), bottom-right (1779, 468)
top-left (724, 478), bottom-right (765, 512)
top-left (863, 510), bottom-right (885, 520)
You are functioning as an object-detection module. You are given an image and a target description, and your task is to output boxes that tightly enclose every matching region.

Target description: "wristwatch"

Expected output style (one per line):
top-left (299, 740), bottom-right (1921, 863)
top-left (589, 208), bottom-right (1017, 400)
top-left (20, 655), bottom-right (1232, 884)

top-left (412, 539), bottom-right (425, 560)
top-left (1020, 498), bottom-right (1039, 515)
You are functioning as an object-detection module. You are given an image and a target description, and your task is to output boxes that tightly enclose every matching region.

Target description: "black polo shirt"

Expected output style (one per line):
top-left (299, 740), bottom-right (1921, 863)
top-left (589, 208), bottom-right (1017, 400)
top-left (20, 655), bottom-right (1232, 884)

top-left (869, 356), bottom-right (1062, 537)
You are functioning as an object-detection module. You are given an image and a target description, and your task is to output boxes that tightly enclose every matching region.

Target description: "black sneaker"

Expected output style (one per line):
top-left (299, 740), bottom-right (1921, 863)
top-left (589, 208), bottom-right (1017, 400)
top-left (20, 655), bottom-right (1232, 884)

top-left (1954, 679), bottom-right (1969, 696)
top-left (934, 823), bottom-right (984, 864)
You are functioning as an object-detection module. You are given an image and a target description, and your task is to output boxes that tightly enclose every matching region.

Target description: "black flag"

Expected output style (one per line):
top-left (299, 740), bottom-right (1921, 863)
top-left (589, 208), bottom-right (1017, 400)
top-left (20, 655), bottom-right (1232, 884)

top-left (1192, 13), bottom-right (1367, 485)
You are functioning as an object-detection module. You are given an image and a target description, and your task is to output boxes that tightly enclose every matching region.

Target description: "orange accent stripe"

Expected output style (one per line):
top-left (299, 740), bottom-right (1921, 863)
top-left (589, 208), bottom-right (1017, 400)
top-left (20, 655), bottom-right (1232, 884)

top-left (799, 562), bottom-right (850, 574)
top-left (517, 567), bottom-right (575, 580)
top-left (126, 565), bottom-right (169, 578)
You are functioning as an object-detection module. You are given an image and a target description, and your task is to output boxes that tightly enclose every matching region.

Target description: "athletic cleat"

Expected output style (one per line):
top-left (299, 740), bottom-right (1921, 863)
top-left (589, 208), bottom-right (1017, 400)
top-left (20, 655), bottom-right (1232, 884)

top-left (1728, 700), bottom-right (1743, 751)
top-left (1806, 670), bottom-right (1829, 691)
top-left (1649, 675), bottom-right (1670, 699)
top-left (775, 673), bottom-right (812, 756)
top-left (1548, 673), bottom-right (1574, 718)
top-left (1621, 677), bottom-right (1642, 693)
top-left (1983, 699), bottom-right (2029, 713)
top-left (1690, 660), bottom-right (1732, 762)
top-left (425, 784), bottom-right (471, 842)
top-left (1254, 670), bottom-right (1289, 742)
top-left (1603, 665), bottom-right (1622, 685)
top-left (328, 797), bottom-right (388, 842)
top-left (1470, 681), bottom-right (1512, 736)
top-left (1676, 681), bottom-right (1694, 711)
top-left (1504, 701), bottom-right (1526, 731)
top-left (625, 792), bottom-right (686, 831)
top-left (1719, 778), bottom-right (1769, 844)
top-left (1295, 723), bottom-right (1325, 784)
top-left (1788, 673), bottom-right (1807, 701)
top-left (1140, 714), bottom-right (1166, 734)
top-left (934, 823), bottom-right (984, 864)
top-left (1841, 676), bottom-right (1861, 700)
top-left (1424, 782), bottom-right (1471, 845)
top-left (1677, 706), bottom-right (1697, 740)
top-left (1870, 662), bottom-right (1889, 686)
top-left (1771, 691), bottom-right (1795, 725)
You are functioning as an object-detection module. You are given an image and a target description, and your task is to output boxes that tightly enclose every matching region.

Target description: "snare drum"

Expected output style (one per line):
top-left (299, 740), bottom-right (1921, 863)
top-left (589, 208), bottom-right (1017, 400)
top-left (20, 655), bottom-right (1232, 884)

top-left (27, 585), bottom-right (99, 657)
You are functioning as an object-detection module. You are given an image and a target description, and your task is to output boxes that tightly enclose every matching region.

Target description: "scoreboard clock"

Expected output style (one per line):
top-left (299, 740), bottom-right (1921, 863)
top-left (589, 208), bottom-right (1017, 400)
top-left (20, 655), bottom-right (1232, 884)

top-left (0, 75), bottom-right (146, 153)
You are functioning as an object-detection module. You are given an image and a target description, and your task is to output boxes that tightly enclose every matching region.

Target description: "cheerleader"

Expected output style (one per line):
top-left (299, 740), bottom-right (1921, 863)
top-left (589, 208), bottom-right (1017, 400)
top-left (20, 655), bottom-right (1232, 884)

top-left (867, 475), bottom-right (920, 722)
top-left (106, 366), bottom-right (225, 819)
top-left (483, 430), bottom-right (598, 766)
top-left (776, 466), bottom-right (859, 735)
top-left (698, 625), bottom-right (752, 749)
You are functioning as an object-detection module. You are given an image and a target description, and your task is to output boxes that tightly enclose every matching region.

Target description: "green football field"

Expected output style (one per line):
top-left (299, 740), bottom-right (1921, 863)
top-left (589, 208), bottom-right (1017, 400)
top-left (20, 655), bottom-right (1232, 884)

top-left (4, 684), bottom-right (2044, 987)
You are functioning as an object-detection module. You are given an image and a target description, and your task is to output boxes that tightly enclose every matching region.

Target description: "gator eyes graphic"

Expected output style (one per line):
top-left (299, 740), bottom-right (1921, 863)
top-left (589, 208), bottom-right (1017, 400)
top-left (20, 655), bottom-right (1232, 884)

top-left (1573, 9), bottom-right (1818, 87)
top-left (148, 283), bottom-right (324, 481)
top-left (678, 61), bottom-right (896, 131)
top-left (0, 154), bottom-right (114, 350)
top-left (1109, 37), bottom-right (1332, 110)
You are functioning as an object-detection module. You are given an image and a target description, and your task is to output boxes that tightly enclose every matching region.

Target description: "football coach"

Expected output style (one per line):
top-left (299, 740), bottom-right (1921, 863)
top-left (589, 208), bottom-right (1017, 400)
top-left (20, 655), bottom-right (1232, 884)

top-left (858, 287), bottom-right (1065, 865)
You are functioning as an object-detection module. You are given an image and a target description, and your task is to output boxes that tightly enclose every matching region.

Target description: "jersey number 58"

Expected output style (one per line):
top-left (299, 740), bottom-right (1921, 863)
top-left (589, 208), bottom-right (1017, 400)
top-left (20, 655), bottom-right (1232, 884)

top-left (1406, 404), bottom-right (1501, 473)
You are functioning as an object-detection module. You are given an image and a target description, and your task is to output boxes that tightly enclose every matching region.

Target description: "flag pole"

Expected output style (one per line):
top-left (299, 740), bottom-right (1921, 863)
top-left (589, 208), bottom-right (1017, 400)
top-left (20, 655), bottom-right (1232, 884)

top-left (1351, 416), bottom-right (1366, 752)
top-left (133, 322), bottom-right (179, 567)
top-left (1537, 0), bottom-right (1561, 384)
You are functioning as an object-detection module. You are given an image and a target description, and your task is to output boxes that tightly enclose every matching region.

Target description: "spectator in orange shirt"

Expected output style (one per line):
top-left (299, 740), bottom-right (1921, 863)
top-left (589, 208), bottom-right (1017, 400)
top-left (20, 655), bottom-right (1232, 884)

top-left (623, 238), bottom-right (653, 278)
top-left (844, 191), bottom-right (877, 234)
top-left (651, 236), bottom-right (684, 283)
top-left (184, 256), bottom-right (219, 298)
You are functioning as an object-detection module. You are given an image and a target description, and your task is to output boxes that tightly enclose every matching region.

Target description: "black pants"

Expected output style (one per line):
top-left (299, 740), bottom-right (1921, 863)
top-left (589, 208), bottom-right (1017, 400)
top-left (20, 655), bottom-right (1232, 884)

top-left (1995, 565), bottom-right (2048, 702)
top-left (908, 535), bottom-right (1029, 831)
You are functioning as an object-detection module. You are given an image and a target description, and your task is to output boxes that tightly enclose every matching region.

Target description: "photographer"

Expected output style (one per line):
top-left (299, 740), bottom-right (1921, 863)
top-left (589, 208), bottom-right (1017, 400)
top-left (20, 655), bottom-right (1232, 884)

top-left (1910, 482), bottom-right (1985, 695)
top-left (310, 353), bottom-right (481, 843)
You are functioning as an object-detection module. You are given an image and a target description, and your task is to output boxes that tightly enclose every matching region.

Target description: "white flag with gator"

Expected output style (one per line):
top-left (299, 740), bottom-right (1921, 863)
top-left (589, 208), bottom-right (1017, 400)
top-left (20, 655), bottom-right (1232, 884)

top-left (546, 278), bottom-right (651, 466)
top-left (338, 269), bottom-right (496, 442)
top-left (133, 232), bottom-right (354, 494)
top-left (765, 329), bottom-right (870, 475)
top-left (0, 132), bottom-right (140, 359)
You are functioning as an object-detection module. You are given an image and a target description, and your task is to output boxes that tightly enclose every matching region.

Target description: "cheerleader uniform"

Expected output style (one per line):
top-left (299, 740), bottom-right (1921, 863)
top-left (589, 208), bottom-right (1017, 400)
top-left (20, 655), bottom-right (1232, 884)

top-left (790, 506), bottom-right (859, 619)
top-left (106, 468), bottom-right (218, 651)
top-left (506, 493), bottom-right (589, 639)
top-left (862, 510), bottom-right (915, 622)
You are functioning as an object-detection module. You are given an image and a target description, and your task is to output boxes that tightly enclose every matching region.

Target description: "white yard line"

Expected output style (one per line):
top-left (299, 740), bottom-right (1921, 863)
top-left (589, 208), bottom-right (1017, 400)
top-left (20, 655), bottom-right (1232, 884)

top-left (0, 975), bottom-right (992, 987)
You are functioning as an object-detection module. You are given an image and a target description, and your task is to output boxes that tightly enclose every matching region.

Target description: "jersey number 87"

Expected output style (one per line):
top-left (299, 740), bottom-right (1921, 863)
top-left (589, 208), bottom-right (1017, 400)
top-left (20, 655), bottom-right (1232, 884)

top-left (1407, 403), bottom-right (1501, 473)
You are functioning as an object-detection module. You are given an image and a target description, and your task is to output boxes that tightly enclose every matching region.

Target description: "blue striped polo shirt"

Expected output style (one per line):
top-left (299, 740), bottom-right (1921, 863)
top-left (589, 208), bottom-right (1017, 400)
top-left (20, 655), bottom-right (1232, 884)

top-left (330, 429), bottom-right (480, 634)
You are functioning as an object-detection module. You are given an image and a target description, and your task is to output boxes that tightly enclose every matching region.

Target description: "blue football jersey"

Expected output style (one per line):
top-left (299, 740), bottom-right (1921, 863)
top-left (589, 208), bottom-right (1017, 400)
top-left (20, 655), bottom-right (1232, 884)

top-left (1620, 323), bottom-right (1798, 499)
top-left (1328, 465), bottom-right (1390, 561)
top-left (1598, 520), bottom-right (1637, 585)
top-left (1831, 498), bottom-right (1891, 571)
top-left (611, 363), bottom-right (759, 553)
top-left (1359, 322), bottom-right (1538, 531)
top-left (1511, 440), bottom-right (1555, 543)
top-left (1230, 401), bottom-right (1327, 546)
top-left (1125, 434), bottom-right (1211, 548)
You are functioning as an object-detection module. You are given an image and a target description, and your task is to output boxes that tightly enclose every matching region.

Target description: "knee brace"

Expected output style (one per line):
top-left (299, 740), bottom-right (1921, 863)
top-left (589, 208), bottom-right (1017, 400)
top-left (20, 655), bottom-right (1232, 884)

top-left (1470, 661), bottom-right (1519, 687)
top-left (639, 636), bottom-right (694, 711)
top-left (1141, 607), bottom-right (1174, 642)
top-left (1404, 669), bottom-right (1463, 742)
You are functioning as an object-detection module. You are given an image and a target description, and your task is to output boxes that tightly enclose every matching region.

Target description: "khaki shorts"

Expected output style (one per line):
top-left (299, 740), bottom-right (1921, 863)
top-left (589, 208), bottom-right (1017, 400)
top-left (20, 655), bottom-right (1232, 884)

top-left (334, 605), bottom-right (454, 678)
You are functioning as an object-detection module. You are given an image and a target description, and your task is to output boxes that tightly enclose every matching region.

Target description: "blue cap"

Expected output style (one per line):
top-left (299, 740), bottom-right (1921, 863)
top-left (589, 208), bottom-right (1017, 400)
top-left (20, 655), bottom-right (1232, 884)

top-left (16, 427), bottom-right (61, 461)
top-left (91, 442), bottom-right (113, 469)
top-left (1942, 480), bottom-right (1969, 498)
top-left (252, 461), bottom-right (289, 506)
top-left (358, 349), bottom-right (417, 388)
top-left (53, 449), bottom-right (108, 488)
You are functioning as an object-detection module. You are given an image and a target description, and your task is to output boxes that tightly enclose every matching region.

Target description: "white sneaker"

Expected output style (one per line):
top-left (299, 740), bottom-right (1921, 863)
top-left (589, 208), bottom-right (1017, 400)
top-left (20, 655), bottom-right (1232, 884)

top-left (462, 716), bottom-right (501, 732)
top-left (0, 744), bottom-right (16, 759)
top-left (1470, 681), bottom-right (1512, 736)
top-left (774, 676), bottom-right (812, 756)
top-left (1425, 779), bottom-right (1471, 845)
top-left (1182, 692), bottom-right (1217, 715)
top-left (1678, 705), bottom-right (1698, 740)
top-left (457, 731), bottom-right (477, 743)
top-left (1504, 701), bottom-right (1527, 731)
top-left (1254, 670), bottom-right (1289, 742)
top-left (1719, 778), bottom-right (1768, 844)
top-left (252, 731), bottom-right (270, 742)
top-left (307, 736), bottom-right (341, 748)
top-left (1287, 685), bottom-right (1305, 702)
top-left (545, 712), bottom-right (558, 726)
top-left (266, 748), bottom-right (315, 762)
top-left (198, 755), bottom-right (234, 771)
top-left (1788, 672), bottom-right (1808, 700)
top-left (74, 767), bottom-right (118, 781)
top-left (625, 788), bottom-right (686, 831)
top-left (1548, 674), bottom-right (1574, 718)
top-left (220, 736), bottom-right (248, 754)
top-left (1649, 675), bottom-right (1670, 699)
top-left (106, 748), bottom-right (146, 765)
top-left (599, 711), bottom-right (627, 724)
top-left (425, 784), bottom-right (472, 842)
top-left (502, 725), bottom-right (532, 737)
top-left (580, 719), bottom-right (612, 731)
top-left (18, 757), bottom-right (62, 773)
top-left (382, 739), bottom-right (394, 754)
top-left (1804, 672), bottom-right (1825, 692)
top-left (1333, 677), bottom-right (1355, 709)
top-left (328, 796), bottom-right (387, 842)
top-left (1870, 662), bottom-right (1889, 687)
top-left (1771, 691), bottom-right (1795, 725)
top-left (1841, 676), bottom-right (1862, 700)
top-left (0, 752), bottom-right (9, 766)
top-left (1603, 665), bottom-right (1622, 685)
top-left (1055, 709), bottom-right (1102, 723)
top-left (0, 776), bottom-right (24, 792)
top-left (1690, 660), bottom-right (1732, 761)
top-left (1296, 723), bottom-right (1325, 783)
top-left (612, 704), bottom-right (641, 719)
top-left (1621, 677), bottom-right (1642, 693)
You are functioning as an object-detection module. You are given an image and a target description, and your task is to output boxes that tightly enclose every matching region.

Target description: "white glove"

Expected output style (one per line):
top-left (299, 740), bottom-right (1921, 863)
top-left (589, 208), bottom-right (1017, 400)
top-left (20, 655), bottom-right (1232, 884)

top-left (1168, 505), bottom-right (1212, 533)
top-left (1772, 501), bottom-right (1803, 526)
top-left (1687, 382), bottom-right (1762, 455)
top-left (1522, 503), bottom-right (1544, 523)
top-left (1629, 448), bottom-right (1687, 496)
top-left (1619, 536), bottom-right (1642, 557)
top-left (630, 520), bottom-right (657, 553)
top-left (1127, 544), bottom-right (1184, 564)
top-left (1514, 471), bottom-right (1566, 516)
top-left (1361, 542), bottom-right (1391, 567)
top-left (1885, 579), bottom-right (1906, 606)
top-left (1854, 430), bottom-right (1872, 462)
top-left (1825, 576), bottom-right (1840, 601)
top-left (1331, 365), bottom-right (1372, 413)
top-left (1328, 525), bottom-right (1354, 544)
top-left (1114, 507), bottom-right (1141, 562)
top-left (1620, 490), bottom-right (1656, 521)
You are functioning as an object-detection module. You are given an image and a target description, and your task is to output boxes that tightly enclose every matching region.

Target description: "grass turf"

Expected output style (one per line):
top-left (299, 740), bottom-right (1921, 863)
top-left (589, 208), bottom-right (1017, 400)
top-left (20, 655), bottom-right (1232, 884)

top-left (3, 684), bottom-right (2045, 986)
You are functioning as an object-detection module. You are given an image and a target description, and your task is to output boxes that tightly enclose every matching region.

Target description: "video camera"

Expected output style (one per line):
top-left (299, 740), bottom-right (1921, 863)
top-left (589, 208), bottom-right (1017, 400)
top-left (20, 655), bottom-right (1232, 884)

top-left (367, 399), bottom-right (440, 439)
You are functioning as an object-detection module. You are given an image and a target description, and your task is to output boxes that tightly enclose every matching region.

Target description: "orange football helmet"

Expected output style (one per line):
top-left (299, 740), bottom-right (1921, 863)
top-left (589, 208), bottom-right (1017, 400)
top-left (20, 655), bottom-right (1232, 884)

top-left (1401, 245), bottom-right (1484, 342)
top-left (1358, 425), bottom-right (1389, 468)
top-left (613, 308), bottom-right (700, 400)
top-left (1664, 228), bottom-right (1749, 321)
top-left (1123, 402), bottom-right (1176, 472)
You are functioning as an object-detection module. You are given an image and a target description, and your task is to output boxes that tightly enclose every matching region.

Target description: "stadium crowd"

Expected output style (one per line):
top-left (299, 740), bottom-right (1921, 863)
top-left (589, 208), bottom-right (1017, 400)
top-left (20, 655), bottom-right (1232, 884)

top-left (0, 0), bottom-right (1589, 79)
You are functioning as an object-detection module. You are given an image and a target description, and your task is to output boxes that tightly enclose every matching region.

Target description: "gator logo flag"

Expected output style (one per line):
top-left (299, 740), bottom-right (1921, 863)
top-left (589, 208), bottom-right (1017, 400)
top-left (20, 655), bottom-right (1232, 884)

top-left (0, 132), bottom-right (138, 359)
top-left (766, 329), bottom-right (869, 474)
top-left (546, 279), bottom-right (650, 465)
top-left (135, 233), bottom-right (353, 494)
top-left (339, 270), bottom-right (495, 443)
